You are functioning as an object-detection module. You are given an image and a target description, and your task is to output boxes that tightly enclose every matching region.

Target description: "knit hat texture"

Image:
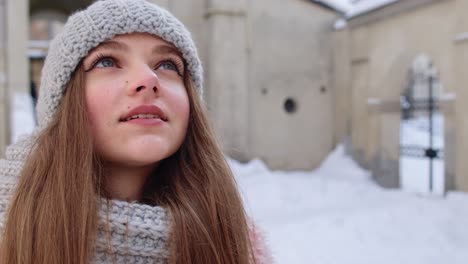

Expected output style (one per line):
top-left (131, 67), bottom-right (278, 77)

top-left (36, 0), bottom-right (203, 129)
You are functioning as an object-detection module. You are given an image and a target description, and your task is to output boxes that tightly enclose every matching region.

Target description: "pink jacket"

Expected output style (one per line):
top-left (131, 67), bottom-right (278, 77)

top-left (249, 222), bottom-right (274, 264)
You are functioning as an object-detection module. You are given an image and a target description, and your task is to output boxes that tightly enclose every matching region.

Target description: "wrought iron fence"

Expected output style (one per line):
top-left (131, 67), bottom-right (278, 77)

top-left (400, 75), bottom-right (443, 192)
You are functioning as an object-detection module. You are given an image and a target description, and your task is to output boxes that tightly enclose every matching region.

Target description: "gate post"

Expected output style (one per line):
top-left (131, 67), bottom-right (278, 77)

top-left (440, 93), bottom-right (456, 191)
top-left (368, 99), bottom-right (400, 188)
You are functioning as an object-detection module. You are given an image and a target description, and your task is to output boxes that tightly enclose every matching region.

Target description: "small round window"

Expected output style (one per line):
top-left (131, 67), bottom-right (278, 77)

top-left (284, 98), bottom-right (297, 114)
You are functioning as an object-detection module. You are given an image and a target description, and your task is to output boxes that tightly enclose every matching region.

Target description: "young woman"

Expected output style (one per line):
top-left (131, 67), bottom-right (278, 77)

top-left (0, 0), bottom-right (272, 263)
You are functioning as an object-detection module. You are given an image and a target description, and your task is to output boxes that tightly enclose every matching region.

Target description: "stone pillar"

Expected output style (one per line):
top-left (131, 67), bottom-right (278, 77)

top-left (0, 0), bottom-right (27, 154)
top-left (0, 0), bottom-right (8, 157)
top-left (205, 0), bottom-right (249, 160)
top-left (350, 60), bottom-right (370, 167)
top-left (6, 0), bottom-right (29, 94)
top-left (5, 0), bottom-right (30, 144)
top-left (367, 100), bottom-right (400, 188)
top-left (349, 26), bottom-right (371, 168)
top-left (440, 94), bottom-right (456, 191)
top-left (332, 27), bottom-right (351, 148)
top-left (167, 0), bottom-right (207, 89)
top-left (375, 112), bottom-right (400, 188)
top-left (453, 0), bottom-right (468, 191)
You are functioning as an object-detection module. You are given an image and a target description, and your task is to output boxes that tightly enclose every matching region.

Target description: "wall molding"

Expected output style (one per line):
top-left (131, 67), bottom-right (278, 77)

top-left (454, 32), bottom-right (468, 44)
top-left (204, 8), bottom-right (246, 19)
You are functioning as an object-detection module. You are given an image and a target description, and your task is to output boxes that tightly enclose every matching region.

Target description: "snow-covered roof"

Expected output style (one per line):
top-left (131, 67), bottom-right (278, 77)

top-left (313, 0), bottom-right (352, 13)
top-left (317, 0), bottom-right (401, 19)
top-left (324, 0), bottom-right (402, 29)
top-left (346, 0), bottom-right (399, 18)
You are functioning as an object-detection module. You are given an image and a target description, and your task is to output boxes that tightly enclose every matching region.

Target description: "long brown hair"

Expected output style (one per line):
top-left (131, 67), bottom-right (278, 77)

top-left (1, 62), bottom-right (255, 263)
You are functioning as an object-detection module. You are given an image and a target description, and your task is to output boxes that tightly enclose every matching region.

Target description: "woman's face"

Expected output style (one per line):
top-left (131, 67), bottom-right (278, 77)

top-left (83, 33), bottom-right (190, 168)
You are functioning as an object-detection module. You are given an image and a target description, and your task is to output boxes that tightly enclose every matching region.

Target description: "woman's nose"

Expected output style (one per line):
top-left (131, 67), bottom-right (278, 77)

top-left (126, 65), bottom-right (160, 96)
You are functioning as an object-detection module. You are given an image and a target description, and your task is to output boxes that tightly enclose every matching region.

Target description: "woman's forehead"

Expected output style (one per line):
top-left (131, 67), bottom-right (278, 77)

top-left (90, 32), bottom-right (181, 55)
top-left (112, 32), bottom-right (169, 43)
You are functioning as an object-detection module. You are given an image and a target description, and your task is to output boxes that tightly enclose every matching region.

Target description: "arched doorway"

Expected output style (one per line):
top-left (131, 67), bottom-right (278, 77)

top-left (399, 54), bottom-right (445, 194)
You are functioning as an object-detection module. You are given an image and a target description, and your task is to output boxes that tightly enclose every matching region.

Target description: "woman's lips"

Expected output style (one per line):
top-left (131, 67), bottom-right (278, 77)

top-left (119, 105), bottom-right (168, 126)
top-left (124, 117), bottom-right (165, 126)
top-left (120, 105), bottom-right (168, 122)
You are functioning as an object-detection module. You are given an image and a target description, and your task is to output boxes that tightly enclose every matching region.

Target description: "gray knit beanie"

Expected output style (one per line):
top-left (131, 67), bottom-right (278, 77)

top-left (36, 0), bottom-right (203, 129)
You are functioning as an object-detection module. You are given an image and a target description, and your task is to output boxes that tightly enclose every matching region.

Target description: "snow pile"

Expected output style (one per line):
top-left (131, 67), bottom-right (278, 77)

top-left (230, 146), bottom-right (468, 264)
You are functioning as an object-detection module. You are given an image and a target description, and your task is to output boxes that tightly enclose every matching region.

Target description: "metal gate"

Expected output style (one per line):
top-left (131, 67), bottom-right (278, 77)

top-left (400, 75), bottom-right (444, 192)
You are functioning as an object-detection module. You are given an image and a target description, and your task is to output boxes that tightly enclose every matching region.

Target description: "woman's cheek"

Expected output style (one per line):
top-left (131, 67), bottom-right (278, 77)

top-left (85, 84), bottom-right (115, 127)
top-left (169, 85), bottom-right (190, 116)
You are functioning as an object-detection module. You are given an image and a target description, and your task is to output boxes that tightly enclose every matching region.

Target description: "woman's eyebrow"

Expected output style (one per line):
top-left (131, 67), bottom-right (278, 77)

top-left (152, 45), bottom-right (183, 58)
top-left (89, 40), bottom-right (129, 54)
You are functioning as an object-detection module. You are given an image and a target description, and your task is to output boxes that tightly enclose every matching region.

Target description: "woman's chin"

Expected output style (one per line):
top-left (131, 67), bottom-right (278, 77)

top-left (97, 140), bottom-right (180, 168)
top-left (119, 147), bottom-right (173, 167)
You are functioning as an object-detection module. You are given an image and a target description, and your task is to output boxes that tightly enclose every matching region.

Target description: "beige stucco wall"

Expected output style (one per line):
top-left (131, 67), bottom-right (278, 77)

top-left (246, 1), bottom-right (337, 169)
top-left (336, 0), bottom-right (460, 189)
top-left (453, 0), bottom-right (468, 191)
top-left (169, 0), bottom-right (339, 170)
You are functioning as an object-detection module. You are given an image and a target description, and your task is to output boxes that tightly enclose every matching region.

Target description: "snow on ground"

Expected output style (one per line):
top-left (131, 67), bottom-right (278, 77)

top-left (230, 146), bottom-right (468, 264)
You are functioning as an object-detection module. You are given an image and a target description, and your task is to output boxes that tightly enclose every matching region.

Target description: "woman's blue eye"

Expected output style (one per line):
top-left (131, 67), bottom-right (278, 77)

top-left (95, 58), bottom-right (115, 68)
top-left (159, 61), bottom-right (179, 73)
